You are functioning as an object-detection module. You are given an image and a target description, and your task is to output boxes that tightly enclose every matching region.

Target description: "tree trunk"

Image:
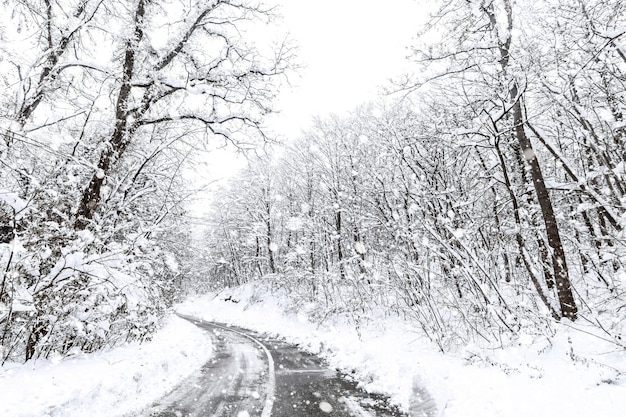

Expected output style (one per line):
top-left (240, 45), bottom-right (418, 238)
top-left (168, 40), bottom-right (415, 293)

top-left (266, 219), bottom-right (276, 274)
top-left (264, 192), bottom-right (276, 274)
top-left (75, 0), bottom-right (147, 229)
top-left (335, 209), bottom-right (346, 279)
top-left (494, 140), bottom-right (561, 320)
top-left (511, 85), bottom-right (577, 320)
top-left (485, 0), bottom-right (578, 320)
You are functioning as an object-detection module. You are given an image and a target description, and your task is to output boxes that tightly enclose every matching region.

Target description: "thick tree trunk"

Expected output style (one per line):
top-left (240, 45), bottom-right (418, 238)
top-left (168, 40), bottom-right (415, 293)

top-left (484, 0), bottom-right (578, 320)
top-left (335, 209), bottom-right (346, 279)
top-left (511, 85), bottom-right (578, 320)
top-left (494, 141), bottom-right (561, 320)
top-left (75, 0), bottom-right (147, 229)
top-left (266, 218), bottom-right (276, 274)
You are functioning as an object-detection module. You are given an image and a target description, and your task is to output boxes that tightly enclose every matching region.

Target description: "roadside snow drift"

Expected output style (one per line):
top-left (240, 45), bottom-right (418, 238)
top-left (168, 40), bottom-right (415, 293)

top-left (177, 285), bottom-right (626, 417)
top-left (0, 315), bottom-right (213, 417)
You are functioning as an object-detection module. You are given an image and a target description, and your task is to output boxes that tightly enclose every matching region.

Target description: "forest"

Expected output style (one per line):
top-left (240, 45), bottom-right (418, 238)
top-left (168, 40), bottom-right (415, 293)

top-left (2, 0), bottom-right (626, 365)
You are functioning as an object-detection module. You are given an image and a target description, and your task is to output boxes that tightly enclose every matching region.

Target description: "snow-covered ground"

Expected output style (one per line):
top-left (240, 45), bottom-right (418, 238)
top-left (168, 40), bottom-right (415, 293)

top-left (3, 286), bottom-right (625, 417)
top-left (177, 285), bottom-right (626, 417)
top-left (0, 315), bottom-right (213, 417)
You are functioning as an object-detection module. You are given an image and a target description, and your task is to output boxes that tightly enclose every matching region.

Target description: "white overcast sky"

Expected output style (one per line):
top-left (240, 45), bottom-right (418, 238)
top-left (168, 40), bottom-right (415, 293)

top-left (267, 0), bottom-right (428, 138)
top-left (192, 0), bottom-right (429, 198)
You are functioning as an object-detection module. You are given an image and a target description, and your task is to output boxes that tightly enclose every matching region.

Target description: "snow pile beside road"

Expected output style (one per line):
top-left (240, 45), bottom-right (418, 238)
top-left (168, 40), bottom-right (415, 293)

top-left (0, 315), bottom-right (213, 417)
top-left (177, 286), bottom-right (626, 417)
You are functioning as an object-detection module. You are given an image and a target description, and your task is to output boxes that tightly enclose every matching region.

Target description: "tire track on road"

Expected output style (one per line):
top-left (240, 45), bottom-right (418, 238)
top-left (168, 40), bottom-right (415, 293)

top-left (201, 320), bottom-right (276, 417)
top-left (146, 314), bottom-right (436, 417)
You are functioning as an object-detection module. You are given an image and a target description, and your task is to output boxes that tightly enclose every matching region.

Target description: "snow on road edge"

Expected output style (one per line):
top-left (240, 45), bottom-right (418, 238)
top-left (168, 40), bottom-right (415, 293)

top-left (176, 286), bottom-right (626, 417)
top-left (0, 314), bottom-right (213, 417)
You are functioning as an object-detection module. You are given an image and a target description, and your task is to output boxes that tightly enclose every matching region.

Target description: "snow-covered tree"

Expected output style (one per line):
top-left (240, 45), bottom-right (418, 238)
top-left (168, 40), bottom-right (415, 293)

top-left (0, 0), bottom-right (290, 363)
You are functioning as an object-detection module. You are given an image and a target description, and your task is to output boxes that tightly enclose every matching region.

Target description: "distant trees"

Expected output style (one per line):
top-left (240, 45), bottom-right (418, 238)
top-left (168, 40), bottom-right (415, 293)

top-left (0, 0), bottom-right (289, 363)
top-left (203, 0), bottom-right (626, 350)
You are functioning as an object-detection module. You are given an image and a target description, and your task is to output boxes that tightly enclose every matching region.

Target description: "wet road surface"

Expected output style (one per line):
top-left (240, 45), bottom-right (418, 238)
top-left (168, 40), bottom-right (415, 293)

top-left (141, 315), bottom-right (437, 417)
top-left (143, 319), bottom-right (268, 417)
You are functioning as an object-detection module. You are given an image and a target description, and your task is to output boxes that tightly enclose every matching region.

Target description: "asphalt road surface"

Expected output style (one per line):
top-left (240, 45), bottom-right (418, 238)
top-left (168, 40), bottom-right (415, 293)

top-left (141, 315), bottom-right (436, 417)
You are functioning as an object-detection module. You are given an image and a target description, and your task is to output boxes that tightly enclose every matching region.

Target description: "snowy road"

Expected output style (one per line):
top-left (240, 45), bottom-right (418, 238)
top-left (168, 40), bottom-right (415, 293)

top-left (142, 315), bottom-right (416, 417)
top-left (142, 318), bottom-right (269, 417)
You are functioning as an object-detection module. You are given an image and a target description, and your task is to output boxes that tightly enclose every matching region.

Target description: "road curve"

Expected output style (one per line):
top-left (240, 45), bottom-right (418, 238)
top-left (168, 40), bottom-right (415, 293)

top-left (142, 314), bottom-right (436, 417)
top-left (142, 317), bottom-right (269, 417)
top-left (206, 320), bottom-right (276, 417)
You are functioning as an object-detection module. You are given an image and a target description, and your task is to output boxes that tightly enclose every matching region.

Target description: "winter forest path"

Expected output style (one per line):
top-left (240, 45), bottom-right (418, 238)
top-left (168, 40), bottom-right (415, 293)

top-left (140, 314), bottom-right (437, 417)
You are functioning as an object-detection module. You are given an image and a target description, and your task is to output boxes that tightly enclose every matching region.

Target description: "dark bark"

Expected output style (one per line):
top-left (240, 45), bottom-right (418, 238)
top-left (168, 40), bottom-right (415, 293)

top-left (25, 317), bottom-right (48, 362)
top-left (256, 236), bottom-right (263, 276)
top-left (75, 0), bottom-right (147, 229)
top-left (262, 187), bottom-right (276, 274)
top-left (335, 209), bottom-right (346, 279)
top-left (494, 141), bottom-right (561, 320)
top-left (483, 0), bottom-right (578, 320)
top-left (266, 217), bottom-right (276, 274)
top-left (526, 122), bottom-right (622, 232)
top-left (511, 86), bottom-right (577, 320)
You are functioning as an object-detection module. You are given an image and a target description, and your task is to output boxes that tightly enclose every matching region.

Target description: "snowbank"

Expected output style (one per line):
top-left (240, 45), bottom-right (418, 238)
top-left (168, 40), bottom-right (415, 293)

top-left (0, 315), bottom-right (213, 417)
top-left (177, 285), bottom-right (626, 417)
